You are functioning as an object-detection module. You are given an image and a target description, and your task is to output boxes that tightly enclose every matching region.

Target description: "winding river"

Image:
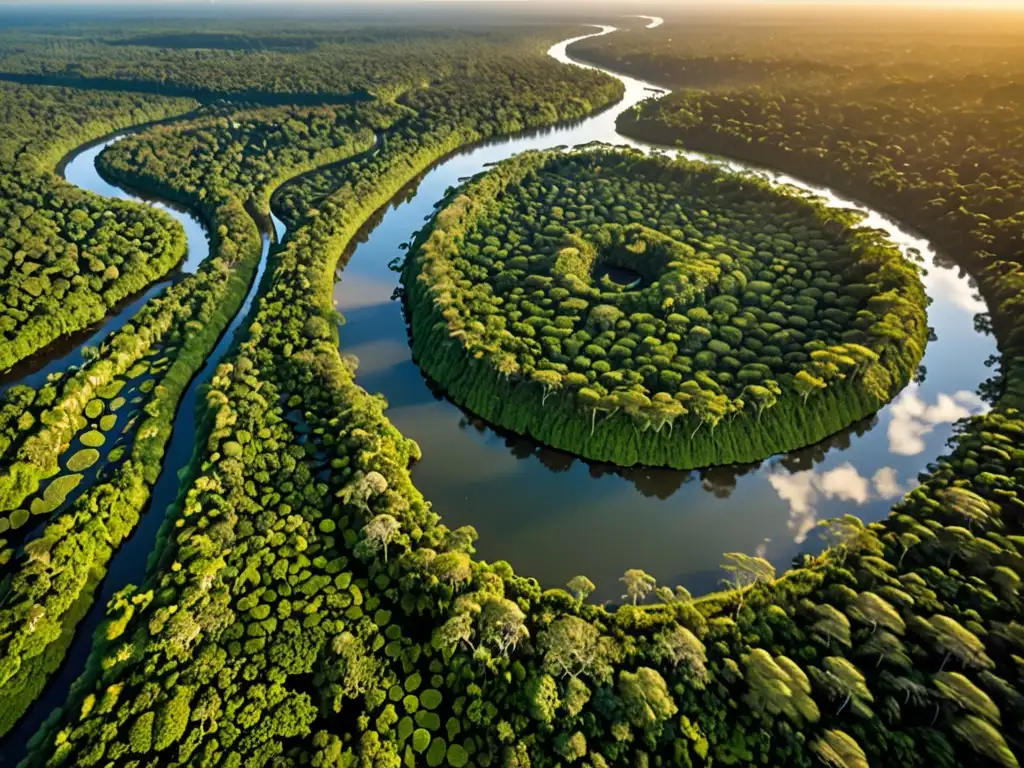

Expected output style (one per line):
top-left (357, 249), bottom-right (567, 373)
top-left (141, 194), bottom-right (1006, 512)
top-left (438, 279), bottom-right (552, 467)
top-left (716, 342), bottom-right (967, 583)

top-left (0, 136), bottom-right (284, 761)
top-left (0, 16), bottom-right (997, 756)
top-left (0, 137), bottom-right (210, 393)
top-left (332, 22), bottom-right (995, 600)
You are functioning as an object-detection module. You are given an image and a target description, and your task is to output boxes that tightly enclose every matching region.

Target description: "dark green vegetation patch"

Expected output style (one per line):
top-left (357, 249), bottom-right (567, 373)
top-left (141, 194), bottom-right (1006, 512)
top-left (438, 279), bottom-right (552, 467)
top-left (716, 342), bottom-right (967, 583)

top-left (78, 430), bottom-right (106, 449)
top-left (65, 448), bottom-right (100, 473)
top-left (406, 147), bottom-right (927, 468)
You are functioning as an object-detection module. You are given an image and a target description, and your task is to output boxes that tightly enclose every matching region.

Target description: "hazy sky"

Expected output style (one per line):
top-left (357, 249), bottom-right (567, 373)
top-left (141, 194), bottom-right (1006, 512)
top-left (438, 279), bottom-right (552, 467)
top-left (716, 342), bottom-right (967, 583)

top-left (2, 0), bottom-right (1023, 13)
top-left (2, 0), bottom-right (1023, 5)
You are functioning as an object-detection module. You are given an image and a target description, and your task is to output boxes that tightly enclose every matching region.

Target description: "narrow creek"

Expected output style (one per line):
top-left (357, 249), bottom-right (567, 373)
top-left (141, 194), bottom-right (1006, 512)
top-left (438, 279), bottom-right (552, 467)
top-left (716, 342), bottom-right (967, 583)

top-left (331, 20), bottom-right (996, 601)
top-left (0, 16), bottom-right (997, 758)
top-left (0, 132), bottom-right (284, 760)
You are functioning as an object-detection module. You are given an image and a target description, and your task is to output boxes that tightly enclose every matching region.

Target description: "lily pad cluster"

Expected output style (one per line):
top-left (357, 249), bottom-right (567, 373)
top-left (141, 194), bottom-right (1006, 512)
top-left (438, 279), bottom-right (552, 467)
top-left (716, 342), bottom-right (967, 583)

top-left (405, 146), bottom-right (928, 467)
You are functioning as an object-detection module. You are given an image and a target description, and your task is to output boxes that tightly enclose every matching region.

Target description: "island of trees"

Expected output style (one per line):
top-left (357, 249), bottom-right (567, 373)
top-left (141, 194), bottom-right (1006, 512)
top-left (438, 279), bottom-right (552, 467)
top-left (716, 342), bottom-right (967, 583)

top-left (404, 146), bottom-right (927, 467)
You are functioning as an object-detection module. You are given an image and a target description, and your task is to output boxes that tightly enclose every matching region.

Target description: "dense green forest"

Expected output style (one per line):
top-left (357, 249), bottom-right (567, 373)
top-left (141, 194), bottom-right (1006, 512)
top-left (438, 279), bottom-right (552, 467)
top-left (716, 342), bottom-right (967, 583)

top-left (99, 103), bottom-right (400, 210)
top-left (0, 23), bottom-right (625, 748)
top-left (568, 9), bottom-right (1024, 90)
top-left (0, 97), bottom-right (387, 734)
top-left (1, 8), bottom-right (1023, 768)
top-left (0, 24), bottom-right (608, 102)
top-left (272, 55), bottom-right (625, 225)
top-left (0, 82), bottom-right (197, 370)
top-left (574, 10), bottom-right (1024, 410)
top-left (404, 146), bottom-right (926, 467)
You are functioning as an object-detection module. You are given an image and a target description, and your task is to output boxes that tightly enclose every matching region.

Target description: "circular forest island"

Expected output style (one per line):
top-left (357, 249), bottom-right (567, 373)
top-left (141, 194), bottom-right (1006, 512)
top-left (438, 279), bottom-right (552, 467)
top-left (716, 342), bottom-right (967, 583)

top-left (405, 147), bottom-right (928, 468)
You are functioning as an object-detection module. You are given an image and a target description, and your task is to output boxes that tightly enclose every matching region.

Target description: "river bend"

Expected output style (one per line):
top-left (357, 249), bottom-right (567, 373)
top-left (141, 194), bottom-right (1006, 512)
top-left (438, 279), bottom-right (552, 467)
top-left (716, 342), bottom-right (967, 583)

top-left (331, 21), bottom-right (995, 600)
top-left (0, 17), bottom-right (997, 758)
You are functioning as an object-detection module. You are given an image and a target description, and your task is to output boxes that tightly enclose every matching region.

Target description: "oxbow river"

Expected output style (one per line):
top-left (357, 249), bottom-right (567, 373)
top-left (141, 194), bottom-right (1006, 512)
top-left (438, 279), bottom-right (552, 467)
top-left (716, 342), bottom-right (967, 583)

top-left (0, 16), bottom-right (997, 756)
top-left (331, 20), bottom-right (996, 599)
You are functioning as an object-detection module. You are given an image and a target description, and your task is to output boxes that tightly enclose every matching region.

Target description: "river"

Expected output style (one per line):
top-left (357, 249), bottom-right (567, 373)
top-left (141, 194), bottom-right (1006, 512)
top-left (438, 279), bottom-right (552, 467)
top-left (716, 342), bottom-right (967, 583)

top-left (0, 16), bottom-right (996, 758)
top-left (0, 133), bottom-right (284, 762)
top-left (331, 21), bottom-right (995, 601)
top-left (0, 136), bottom-right (210, 393)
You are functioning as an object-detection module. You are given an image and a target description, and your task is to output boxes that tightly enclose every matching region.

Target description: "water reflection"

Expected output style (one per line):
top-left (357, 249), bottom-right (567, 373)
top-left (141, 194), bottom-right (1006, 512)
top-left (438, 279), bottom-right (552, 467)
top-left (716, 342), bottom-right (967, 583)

top-left (630, 15), bottom-right (664, 29)
top-left (450, 395), bottom-right (898, 503)
top-left (768, 462), bottom-right (908, 545)
top-left (315, 22), bottom-right (1000, 601)
top-left (927, 265), bottom-right (988, 314)
top-left (887, 386), bottom-right (988, 456)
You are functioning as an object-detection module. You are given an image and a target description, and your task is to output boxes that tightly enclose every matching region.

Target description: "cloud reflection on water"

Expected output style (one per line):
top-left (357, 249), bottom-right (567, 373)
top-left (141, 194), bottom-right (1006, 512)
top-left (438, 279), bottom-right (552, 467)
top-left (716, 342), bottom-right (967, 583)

top-left (923, 264), bottom-right (988, 315)
top-left (886, 385), bottom-right (988, 456)
top-left (769, 462), bottom-right (908, 544)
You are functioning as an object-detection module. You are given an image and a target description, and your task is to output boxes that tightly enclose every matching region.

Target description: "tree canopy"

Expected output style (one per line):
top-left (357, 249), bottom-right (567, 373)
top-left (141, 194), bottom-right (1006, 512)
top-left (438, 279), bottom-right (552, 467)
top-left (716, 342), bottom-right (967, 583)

top-left (405, 146), bottom-right (927, 468)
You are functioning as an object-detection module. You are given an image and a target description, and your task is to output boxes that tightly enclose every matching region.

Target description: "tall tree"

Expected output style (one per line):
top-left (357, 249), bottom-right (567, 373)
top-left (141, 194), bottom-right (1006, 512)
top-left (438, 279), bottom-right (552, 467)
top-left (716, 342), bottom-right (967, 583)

top-left (620, 569), bottom-right (656, 606)
top-left (810, 604), bottom-right (852, 649)
top-left (939, 486), bottom-right (996, 530)
top-left (846, 591), bottom-right (905, 636)
top-left (951, 715), bottom-right (1019, 768)
top-left (925, 615), bottom-right (993, 671)
top-left (566, 575), bottom-right (595, 605)
top-left (721, 552), bottom-right (775, 615)
top-left (652, 624), bottom-right (707, 685)
top-left (479, 597), bottom-right (529, 658)
top-left (617, 667), bottom-right (677, 732)
top-left (360, 514), bottom-right (401, 562)
top-left (811, 657), bottom-right (874, 718)
top-left (742, 649), bottom-right (820, 724)
top-left (933, 671), bottom-right (1001, 724)
top-left (539, 616), bottom-right (607, 679)
top-left (855, 629), bottom-right (910, 669)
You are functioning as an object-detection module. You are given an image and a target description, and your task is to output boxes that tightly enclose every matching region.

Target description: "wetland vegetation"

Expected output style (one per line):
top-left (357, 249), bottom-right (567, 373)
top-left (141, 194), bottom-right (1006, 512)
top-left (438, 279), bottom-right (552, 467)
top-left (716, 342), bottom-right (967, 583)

top-left (0, 5), bottom-right (1021, 768)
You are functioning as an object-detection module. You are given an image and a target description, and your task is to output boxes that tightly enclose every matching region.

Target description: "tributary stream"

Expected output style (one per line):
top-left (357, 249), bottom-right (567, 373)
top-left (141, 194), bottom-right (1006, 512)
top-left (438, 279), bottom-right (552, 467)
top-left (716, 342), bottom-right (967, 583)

top-left (0, 134), bottom-right (284, 761)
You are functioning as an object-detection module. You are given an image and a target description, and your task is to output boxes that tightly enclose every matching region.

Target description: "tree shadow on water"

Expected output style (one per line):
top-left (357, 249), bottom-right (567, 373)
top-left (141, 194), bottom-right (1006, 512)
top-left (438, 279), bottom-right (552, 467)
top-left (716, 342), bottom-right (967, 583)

top-left (451, 402), bottom-right (881, 502)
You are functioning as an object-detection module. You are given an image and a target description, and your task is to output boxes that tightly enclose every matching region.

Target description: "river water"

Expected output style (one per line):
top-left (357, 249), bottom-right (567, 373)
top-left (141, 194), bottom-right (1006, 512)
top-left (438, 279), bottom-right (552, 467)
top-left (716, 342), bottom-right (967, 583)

top-left (332, 22), bottom-right (995, 600)
top-left (0, 134), bottom-right (284, 761)
top-left (0, 17), bottom-right (996, 757)
top-left (0, 137), bottom-right (210, 393)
